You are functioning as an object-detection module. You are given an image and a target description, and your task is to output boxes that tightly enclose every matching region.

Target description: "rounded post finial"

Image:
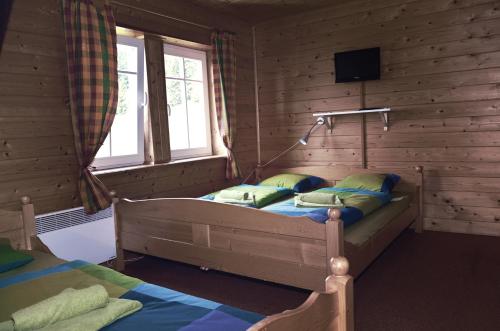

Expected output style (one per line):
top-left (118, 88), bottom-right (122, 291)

top-left (328, 208), bottom-right (341, 220)
top-left (330, 256), bottom-right (349, 276)
top-left (21, 196), bottom-right (31, 205)
top-left (109, 190), bottom-right (119, 203)
top-left (415, 166), bottom-right (423, 173)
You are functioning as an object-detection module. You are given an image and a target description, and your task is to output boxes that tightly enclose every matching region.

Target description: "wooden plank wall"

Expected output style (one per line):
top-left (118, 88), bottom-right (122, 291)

top-left (254, 0), bottom-right (500, 236)
top-left (0, 0), bottom-right (256, 214)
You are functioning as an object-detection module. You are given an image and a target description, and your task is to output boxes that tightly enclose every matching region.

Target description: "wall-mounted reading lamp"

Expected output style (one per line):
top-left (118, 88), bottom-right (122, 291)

top-left (299, 116), bottom-right (331, 145)
top-left (242, 116), bottom-right (331, 184)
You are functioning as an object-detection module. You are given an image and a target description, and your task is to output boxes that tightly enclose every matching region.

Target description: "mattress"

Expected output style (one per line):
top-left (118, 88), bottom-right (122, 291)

top-left (344, 193), bottom-right (411, 247)
top-left (0, 251), bottom-right (263, 330)
top-left (260, 191), bottom-right (412, 247)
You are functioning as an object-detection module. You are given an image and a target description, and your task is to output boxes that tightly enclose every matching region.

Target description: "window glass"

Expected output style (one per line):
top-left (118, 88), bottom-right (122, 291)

top-left (112, 72), bottom-right (138, 156)
top-left (117, 44), bottom-right (137, 72)
top-left (186, 81), bottom-right (206, 148)
top-left (164, 44), bottom-right (212, 159)
top-left (184, 58), bottom-right (202, 80)
top-left (165, 54), bottom-right (184, 78)
top-left (166, 79), bottom-right (189, 150)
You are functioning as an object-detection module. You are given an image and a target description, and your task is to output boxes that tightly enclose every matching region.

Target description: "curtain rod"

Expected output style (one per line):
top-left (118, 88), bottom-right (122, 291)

top-left (110, 1), bottom-right (214, 31)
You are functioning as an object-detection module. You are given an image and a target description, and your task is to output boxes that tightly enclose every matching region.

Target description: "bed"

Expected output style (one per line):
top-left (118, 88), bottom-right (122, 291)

top-left (113, 165), bottom-right (423, 291)
top-left (0, 197), bottom-right (354, 331)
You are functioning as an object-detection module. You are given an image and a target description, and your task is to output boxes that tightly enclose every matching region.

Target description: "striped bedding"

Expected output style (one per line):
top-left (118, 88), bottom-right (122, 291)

top-left (0, 253), bottom-right (262, 331)
top-left (261, 187), bottom-right (393, 227)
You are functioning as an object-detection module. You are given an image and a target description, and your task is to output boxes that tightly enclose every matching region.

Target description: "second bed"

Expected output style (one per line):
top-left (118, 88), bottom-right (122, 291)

top-left (113, 165), bottom-right (423, 291)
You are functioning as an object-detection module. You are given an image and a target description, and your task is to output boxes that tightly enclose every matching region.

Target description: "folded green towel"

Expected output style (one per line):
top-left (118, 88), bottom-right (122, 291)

top-left (294, 192), bottom-right (344, 208)
top-left (213, 197), bottom-right (255, 206)
top-left (214, 190), bottom-right (256, 206)
top-left (2, 285), bottom-right (142, 331)
top-left (39, 298), bottom-right (142, 331)
top-left (216, 190), bottom-right (251, 201)
top-left (0, 320), bottom-right (13, 331)
top-left (13, 285), bottom-right (109, 331)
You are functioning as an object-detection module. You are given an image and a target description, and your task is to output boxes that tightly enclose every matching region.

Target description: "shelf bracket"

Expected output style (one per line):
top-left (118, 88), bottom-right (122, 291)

top-left (327, 116), bottom-right (334, 133)
top-left (379, 112), bottom-right (389, 131)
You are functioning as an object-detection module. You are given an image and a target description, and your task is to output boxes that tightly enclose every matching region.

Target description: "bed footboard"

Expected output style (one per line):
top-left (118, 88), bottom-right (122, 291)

top-left (248, 257), bottom-right (354, 331)
top-left (113, 196), bottom-right (337, 291)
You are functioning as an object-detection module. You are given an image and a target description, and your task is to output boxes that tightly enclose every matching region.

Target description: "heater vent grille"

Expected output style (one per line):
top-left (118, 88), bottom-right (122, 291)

top-left (35, 207), bottom-right (112, 235)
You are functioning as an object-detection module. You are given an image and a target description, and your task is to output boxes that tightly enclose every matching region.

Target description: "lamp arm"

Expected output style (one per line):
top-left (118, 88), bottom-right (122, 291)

top-left (241, 140), bottom-right (301, 184)
top-left (305, 121), bottom-right (323, 139)
top-left (241, 117), bottom-right (328, 184)
top-left (261, 140), bottom-right (301, 168)
top-left (300, 126), bottom-right (316, 143)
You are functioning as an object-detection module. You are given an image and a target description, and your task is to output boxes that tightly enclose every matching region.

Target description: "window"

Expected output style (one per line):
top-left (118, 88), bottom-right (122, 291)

top-left (164, 44), bottom-right (212, 160)
top-left (94, 36), bottom-right (145, 169)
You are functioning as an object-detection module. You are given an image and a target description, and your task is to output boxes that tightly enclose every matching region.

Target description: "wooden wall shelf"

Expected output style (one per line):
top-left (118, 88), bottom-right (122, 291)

top-left (313, 107), bottom-right (391, 131)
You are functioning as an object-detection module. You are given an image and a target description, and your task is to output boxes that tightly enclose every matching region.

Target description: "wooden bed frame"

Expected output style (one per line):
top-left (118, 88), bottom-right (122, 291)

top-left (0, 196), bottom-right (36, 251)
top-left (0, 196), bottom-right (354, 331)
top-left (114, 165), bottom-right (423, 291)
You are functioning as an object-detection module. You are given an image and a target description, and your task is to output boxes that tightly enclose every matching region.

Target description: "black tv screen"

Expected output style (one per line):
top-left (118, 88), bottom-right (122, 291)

top-left (334, 47), bottom-right (380, 83)
top-left (0, 0), bottom-right (14, 54)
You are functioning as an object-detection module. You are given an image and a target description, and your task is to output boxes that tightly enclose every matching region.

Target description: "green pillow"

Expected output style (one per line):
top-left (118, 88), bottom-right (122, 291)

top-left (0, 238), bottom-right (33, 273)
top-left (259, 173), bottom-right (324, 192)
top-left (335, 173), bottom-right (387, 192)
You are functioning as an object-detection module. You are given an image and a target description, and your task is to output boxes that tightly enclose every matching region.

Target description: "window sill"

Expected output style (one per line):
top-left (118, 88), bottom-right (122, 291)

top-left (92, 154), bottom-right (226, 176)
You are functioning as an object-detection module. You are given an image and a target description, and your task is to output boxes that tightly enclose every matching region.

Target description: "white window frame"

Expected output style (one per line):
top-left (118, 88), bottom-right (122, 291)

top-left (93, 35), bottom-right (145, 170)
top-left (164, 43), bottom-right (212, 160)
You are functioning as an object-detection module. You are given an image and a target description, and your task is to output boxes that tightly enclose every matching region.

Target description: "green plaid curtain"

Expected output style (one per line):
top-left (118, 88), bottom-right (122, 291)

top-left (62, 0), bottom-right (118, 213)
top-left (211, 31), bottom-right (240, 180)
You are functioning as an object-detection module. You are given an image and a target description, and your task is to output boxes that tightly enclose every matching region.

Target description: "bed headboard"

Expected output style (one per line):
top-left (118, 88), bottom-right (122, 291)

top-left (0, 197), bottom-right (36, 250)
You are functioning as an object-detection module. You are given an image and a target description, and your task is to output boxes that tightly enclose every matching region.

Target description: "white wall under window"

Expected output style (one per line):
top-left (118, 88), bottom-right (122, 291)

top-left (93, 35), bottom-right (145, 170)
top-left (164, 44), bottom-right (212, 160)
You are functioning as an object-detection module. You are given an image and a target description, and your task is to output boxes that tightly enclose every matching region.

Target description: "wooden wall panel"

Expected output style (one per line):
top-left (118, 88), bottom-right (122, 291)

top-left (0, 0), bottom-right (256, 214)
top-left (0, 0), bottom-right (76, 214)
top-left (256, 0), bottom-right (500, 236)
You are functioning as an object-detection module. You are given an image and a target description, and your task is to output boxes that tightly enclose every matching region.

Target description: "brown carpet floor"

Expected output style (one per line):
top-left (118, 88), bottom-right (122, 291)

top-left (123, 230), bottom-right (500, 330)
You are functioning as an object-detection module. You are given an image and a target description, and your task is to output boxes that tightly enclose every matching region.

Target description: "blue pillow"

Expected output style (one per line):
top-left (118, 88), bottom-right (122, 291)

top-left (381, 173), bottom-right (401, 193)
top-left (296, 175), bottom-right (325, 192)
top-left (259, 173), bottom-right (325, 193)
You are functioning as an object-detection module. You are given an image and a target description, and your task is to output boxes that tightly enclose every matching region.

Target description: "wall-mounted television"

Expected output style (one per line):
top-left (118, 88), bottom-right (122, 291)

top-left (334, 47), bottom-right (380, 83)
top-left (0, 0), bottom-right (14, 54)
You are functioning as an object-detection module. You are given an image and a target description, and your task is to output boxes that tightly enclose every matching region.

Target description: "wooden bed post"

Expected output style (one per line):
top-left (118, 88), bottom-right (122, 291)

top-left (327, 257), bottom-right (354, 331)
top-left (247, 256), bottom-right (354, 331)
top-left (21, 196), bottom-right (35, 250)
top-left (111, 191), bottom-right (125, 271)
top-left (20, 196), bottom-right (54, 254)
top-left (413, 166), bottom-right (424, 233)
top-left (326, 209), bottom-right (343, 284)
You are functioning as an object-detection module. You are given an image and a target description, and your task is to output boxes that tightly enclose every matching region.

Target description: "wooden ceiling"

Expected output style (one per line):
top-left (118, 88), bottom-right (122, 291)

top-left (186, 0), bottom-right (335, 24)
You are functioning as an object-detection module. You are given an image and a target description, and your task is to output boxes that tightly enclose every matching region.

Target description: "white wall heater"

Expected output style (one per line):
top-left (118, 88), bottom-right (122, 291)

top-left (35, 206), bottom-right (116, 264)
